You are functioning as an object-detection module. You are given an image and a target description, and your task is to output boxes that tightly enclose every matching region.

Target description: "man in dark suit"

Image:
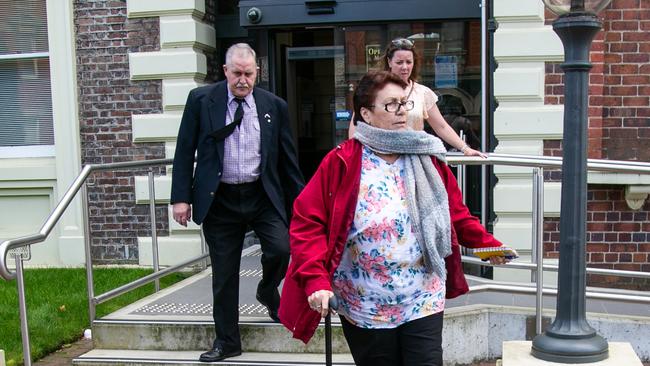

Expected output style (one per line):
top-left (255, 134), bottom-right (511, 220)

top-left (170, 43), bottom-right (304, 362)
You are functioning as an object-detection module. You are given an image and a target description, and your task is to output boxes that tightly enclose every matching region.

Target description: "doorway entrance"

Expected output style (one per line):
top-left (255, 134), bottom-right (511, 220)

top-left (268, 23), bottom-right (484, 214)
top-left (285, 47), bottom-right (337, 180)
top-left (271, 28), bottom-right (339, 181)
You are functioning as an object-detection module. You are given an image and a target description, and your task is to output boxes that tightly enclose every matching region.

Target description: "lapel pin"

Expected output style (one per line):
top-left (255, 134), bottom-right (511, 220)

top-left (264, 113), bottom-right (271, 123)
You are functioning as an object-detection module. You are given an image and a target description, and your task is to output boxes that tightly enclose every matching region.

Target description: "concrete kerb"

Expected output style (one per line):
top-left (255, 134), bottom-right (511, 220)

top-left (442, 305), bottom-right (650, 363)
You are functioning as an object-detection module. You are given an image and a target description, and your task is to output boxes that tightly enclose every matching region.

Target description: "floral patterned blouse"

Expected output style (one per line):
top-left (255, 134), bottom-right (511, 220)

top-left (332, 146), bottom-right (445, 329)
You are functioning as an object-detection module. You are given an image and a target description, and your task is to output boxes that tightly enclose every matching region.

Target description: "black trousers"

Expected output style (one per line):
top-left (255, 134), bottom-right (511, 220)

top-left (201, 181), bottom-right (289, 351)
top-left (340, 312), bottom-right (444, 366)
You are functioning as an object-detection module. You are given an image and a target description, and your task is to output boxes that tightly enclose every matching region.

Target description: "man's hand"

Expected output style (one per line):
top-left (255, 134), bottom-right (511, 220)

top-left (307, 289), bottom-right (334, 318)
top-left (172, 203), bottom-right (191, 227)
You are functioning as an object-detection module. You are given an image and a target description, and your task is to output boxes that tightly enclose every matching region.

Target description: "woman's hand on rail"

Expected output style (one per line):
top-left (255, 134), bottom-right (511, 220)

top-left (308, 289), bottom-right (334, 318)
top-left (487, 255), bottom-right (509, 265)
top-left (172, 203), bottom-right (191, 227)
top-left (463, 146), bottom-right (488, 159)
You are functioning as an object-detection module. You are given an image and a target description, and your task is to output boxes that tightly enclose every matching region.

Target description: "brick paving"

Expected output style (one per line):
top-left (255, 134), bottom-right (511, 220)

top-left (33, 338), bottom-right (93, 366)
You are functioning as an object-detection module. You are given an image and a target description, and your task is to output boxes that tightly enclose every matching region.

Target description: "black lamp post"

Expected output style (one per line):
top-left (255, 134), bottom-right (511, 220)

top-left (531, 0), bottom-right (611, 363)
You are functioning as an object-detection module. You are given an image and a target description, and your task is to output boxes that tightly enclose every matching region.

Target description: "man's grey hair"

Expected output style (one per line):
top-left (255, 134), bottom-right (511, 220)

top-left (225, 43), bottom-right (257, 66)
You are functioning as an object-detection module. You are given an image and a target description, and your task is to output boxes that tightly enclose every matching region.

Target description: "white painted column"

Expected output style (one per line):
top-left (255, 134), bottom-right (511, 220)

top-left (492, 0), bottom-right (564, 283)
top-left (127, 0), bottom-right (216, 266)
top-left (47, 0), bottom-right (85, 265)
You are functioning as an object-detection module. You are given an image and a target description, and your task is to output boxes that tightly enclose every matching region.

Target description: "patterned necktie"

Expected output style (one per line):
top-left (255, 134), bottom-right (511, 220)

top-left (209, 98), bottom-right (245, 142)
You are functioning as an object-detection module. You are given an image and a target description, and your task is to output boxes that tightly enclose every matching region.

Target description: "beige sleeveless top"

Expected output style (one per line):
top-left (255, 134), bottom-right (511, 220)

top-left (406, 81), bottom-right (438, 131)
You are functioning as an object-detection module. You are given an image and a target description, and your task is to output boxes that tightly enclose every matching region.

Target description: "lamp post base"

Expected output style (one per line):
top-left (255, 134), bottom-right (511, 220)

top-left (532, 332), bottom-right (609, 363)
top-left (503, 341), bottom-right (641, 366)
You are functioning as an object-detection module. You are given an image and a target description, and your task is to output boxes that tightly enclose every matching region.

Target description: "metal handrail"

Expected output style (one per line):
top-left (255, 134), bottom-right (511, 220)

top-left (4, 153), bottom-right (650, 280)
top-left (0, 157), bottom-right (179, 366)
top-left (2, 153), bottom-right (650, 366)
top-left (94, 253), bottom-right (208, 305)
top-left (447, 153), bottom-right (650, 173)
top-left (468, 283), bottom-right (650, 304)
top-left (462, 255), bottom-right (650, 279)
top-left (0, 158), bottom-right (172, 280)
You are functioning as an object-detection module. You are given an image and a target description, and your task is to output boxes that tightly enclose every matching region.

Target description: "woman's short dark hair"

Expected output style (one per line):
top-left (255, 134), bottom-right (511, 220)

top-left (353, 71), bottom-right (408, 124)
top-left (378, 38), bottom-right (420, 82)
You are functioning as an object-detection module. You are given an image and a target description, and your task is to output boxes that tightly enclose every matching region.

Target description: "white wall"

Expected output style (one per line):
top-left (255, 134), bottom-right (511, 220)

top-left (492, 0), bottom-right (564, 283)
top-left (0, 0), bottom-right (85, 268)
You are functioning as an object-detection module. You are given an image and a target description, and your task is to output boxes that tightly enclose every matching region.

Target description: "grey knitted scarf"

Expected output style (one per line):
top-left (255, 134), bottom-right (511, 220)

top-left (354, 122), bottom-right (452, 279)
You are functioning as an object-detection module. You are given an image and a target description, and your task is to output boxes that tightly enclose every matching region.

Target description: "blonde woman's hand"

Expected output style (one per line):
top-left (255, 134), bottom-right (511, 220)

top-left (463, 146), bottom-right (488, 159)
top-left (307, 290), bottom-right (334, 318)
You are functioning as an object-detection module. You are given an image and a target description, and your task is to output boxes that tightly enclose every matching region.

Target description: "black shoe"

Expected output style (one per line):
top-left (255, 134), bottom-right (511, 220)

top-left (199, 346), bottom-right (242, 362)
top-left (256, 293), bottom-right (281, 322)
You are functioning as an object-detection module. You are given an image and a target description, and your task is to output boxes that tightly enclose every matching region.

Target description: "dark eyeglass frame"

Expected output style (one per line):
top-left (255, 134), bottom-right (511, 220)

top-left (369, 99), bottom-right (415, 113)
top-left (391, 38), bottom-right (414, 49)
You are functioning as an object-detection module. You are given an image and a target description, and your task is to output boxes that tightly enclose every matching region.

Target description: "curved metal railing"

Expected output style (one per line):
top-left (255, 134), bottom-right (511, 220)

top-left (0, 158), bottom-right (207, 366)
top-left (1, 158), bottom-right (172, 280)
top-left (2, 153), bottom-right (650, 366)
top-left (5, 153), bottom-right (650, 281)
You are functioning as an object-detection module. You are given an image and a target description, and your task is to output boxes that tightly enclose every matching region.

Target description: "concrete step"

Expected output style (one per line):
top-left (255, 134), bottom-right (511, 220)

top-left (92, 319), bottom-right (350, 353)
top-left (73, 349), bottom-right (354, 366)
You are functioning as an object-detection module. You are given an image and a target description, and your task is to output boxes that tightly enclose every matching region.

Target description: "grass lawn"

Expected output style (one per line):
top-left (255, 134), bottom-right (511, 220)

top-left (0, 267), bottom-right (193, 366)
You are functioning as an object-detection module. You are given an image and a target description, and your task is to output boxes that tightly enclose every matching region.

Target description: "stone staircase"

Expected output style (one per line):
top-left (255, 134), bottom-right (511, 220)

top-left (73, 247), bottom-right (354, 366)
top-left (72, 246), bottom-right (650, 365)
top-left (74, 318), bottom-right (353, 365)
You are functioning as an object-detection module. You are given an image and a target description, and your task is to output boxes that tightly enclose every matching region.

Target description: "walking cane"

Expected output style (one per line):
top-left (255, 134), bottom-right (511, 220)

top-left (325, 296), bottom-right (339, 366)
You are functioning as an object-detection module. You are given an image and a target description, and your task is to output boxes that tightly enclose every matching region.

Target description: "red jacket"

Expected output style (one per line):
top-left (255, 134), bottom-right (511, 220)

top-left (279, 139), bottom-right (502, 343)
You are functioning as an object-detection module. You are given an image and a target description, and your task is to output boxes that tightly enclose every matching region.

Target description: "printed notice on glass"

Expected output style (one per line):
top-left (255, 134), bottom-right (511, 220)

top-left (366, 44), bottom-right (382, 72)
top-left (434, 56), bottom-right (458, 88)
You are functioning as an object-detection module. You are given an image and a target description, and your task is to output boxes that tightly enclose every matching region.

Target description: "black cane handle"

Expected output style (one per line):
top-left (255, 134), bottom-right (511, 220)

top-left (328, 296), bottom-right (339, 311)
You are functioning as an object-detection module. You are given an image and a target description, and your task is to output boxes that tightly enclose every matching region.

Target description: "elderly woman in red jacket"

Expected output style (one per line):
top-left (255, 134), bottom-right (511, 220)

top-left (279, 71), bottom-right (509, 366)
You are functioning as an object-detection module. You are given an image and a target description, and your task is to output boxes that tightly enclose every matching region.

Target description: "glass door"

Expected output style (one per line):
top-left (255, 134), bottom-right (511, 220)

top-left (285, 46), bottom-right (338, 179)
top-left (271, 28), bottom-right (336, 181)
top-left (333, 21), bottom-right (484, 216)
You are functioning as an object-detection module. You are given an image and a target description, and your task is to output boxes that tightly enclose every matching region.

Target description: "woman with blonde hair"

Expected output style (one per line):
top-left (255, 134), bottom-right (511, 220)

top-left (349, 38), bottom-right (485, 157)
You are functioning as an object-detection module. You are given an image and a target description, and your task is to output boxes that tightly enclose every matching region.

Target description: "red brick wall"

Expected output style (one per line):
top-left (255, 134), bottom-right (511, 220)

top-left (543, 187), bottom-right (650, 290)
top-left (543, 0), bottom-right (650, 289)
top-left (601, 0), bottom-right (650, 162)
top-left (74, 1), bottom-right (219, 263)
top-left (75, 0), bottom-right (166, 263)
top-left (545, 0), bottom-right (650, 162)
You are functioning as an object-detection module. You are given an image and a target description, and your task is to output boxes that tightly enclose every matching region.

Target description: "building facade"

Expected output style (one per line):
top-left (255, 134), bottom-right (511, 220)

top-left (0, 0), bottom-right (648, 288)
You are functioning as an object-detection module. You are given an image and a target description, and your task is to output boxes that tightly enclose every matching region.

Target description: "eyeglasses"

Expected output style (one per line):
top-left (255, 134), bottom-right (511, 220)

top-left (391, 38), bottom-right (414, 49)
top-left (370, 100), bottom-right (415, 113)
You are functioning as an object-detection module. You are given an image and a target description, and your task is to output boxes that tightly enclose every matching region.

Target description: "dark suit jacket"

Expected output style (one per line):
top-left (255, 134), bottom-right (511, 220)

top-left (170, 81), bottom-right (305, 225)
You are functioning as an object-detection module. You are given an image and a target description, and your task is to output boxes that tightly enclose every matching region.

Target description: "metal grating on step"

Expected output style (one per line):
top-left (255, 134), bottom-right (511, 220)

top-left (131, 302), bottom-right (213, 315)
top-left (131, 302), bottom-right (270, 316)
top-left (125, 244), bottom-right (271, 318)
top-left (240, 269), bottom-right (263, 277)
top-left (239, 303), bottom-right (270, 316)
